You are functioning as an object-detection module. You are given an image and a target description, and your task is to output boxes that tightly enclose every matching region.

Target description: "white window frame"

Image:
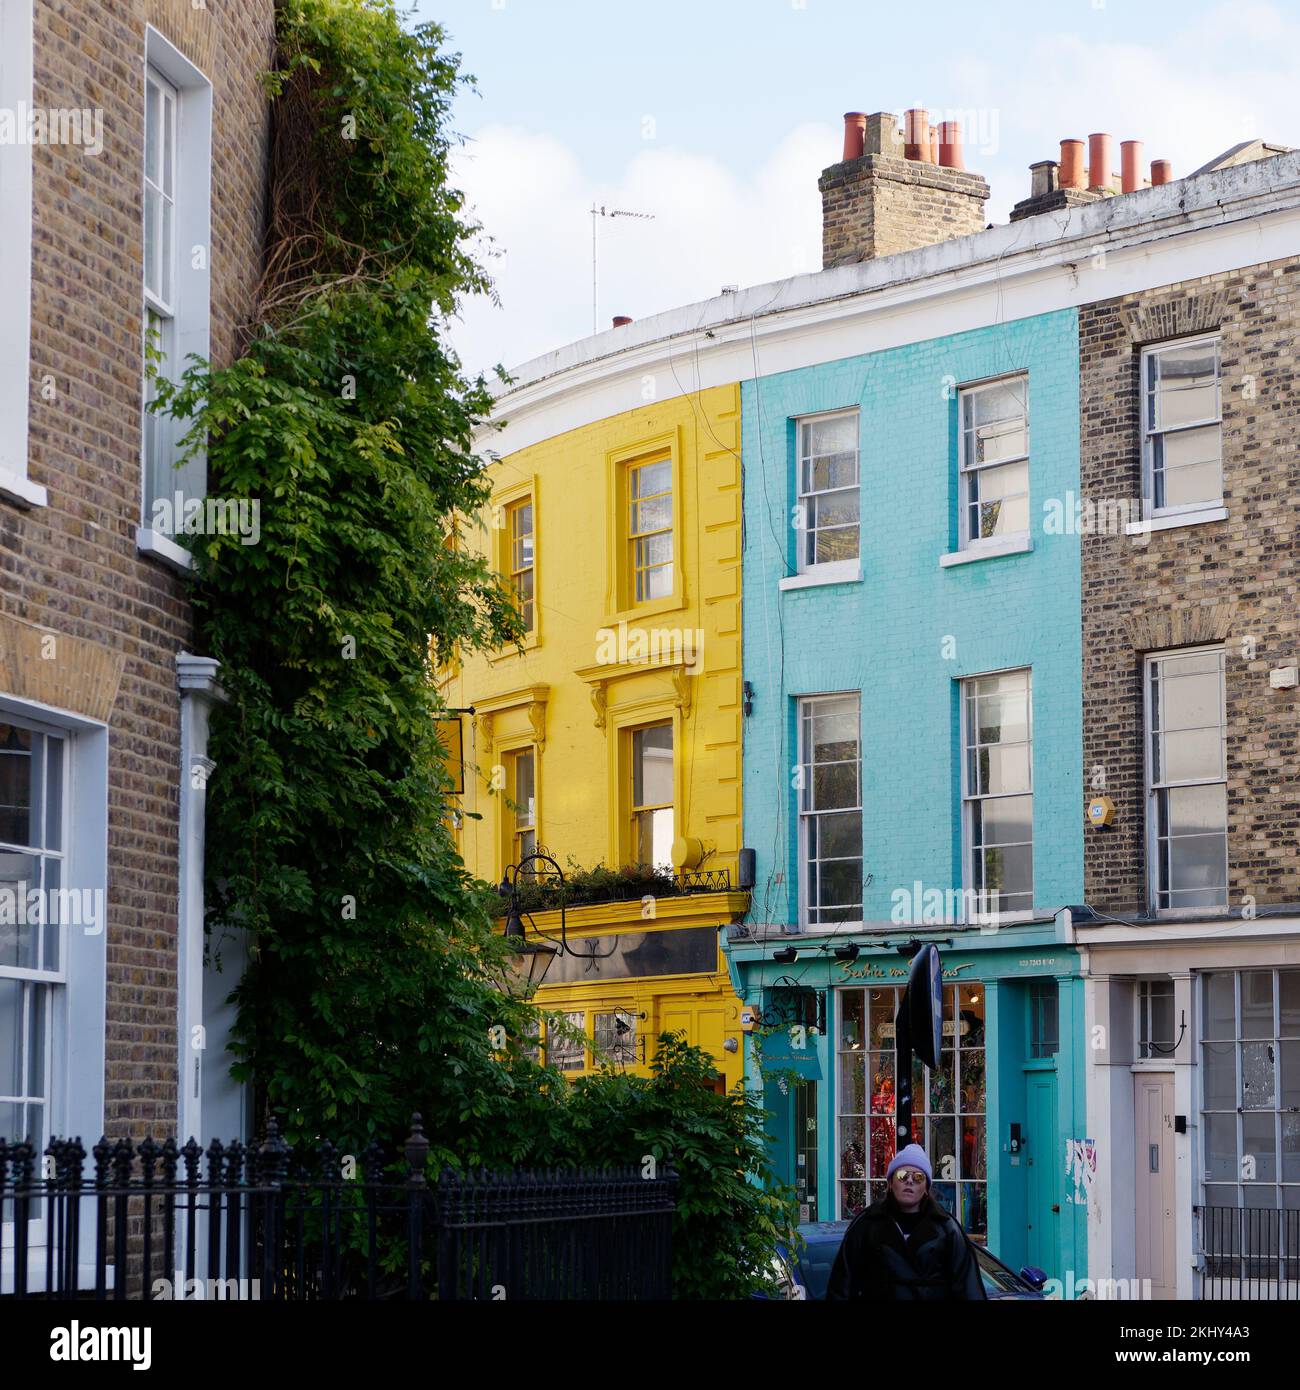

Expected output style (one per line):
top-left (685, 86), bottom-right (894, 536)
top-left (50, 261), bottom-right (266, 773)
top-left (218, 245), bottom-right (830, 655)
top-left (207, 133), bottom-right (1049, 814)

top-left (795, 409), bottom-right (860, 575)
top-left (958, 375), bottom-right (1030, 552)
top-left (136, 29), bottom-right (212, 573)
top-left (1141, 334), bottom-right (1223, 523)
top-left (960, 667), bottom-right (1034, 922)
top-left (797, 693), bottom-right (863, 929)
top-left (0, 698), bottom-right (107, 1292)
top-left (0, 712), bottom-right (68, 1255)
top-left (1144, 645), bottom-right (1228, 914)
top-left (143, 66), bottom-right (178, 318)
top-left (0, 0), bottom-right (44, 508)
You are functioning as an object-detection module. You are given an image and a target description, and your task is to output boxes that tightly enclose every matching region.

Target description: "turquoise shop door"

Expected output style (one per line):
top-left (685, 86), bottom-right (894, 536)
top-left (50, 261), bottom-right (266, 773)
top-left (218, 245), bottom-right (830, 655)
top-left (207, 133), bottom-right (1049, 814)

top-left (766, 1078), bottom-right (795, 1192)
top-left (794, 1080), bottom-right (818, 1223)
top-left (1026, 1073), bottom-right (1060, 1276)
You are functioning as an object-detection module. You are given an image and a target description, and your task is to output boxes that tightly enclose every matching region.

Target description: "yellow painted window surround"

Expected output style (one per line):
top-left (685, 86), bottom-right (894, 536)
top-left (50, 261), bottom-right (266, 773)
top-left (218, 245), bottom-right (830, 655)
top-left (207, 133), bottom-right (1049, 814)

top-left (507, 498), bottom-right (534, 631)
top-left (628, 458), bottom-right (673, 604)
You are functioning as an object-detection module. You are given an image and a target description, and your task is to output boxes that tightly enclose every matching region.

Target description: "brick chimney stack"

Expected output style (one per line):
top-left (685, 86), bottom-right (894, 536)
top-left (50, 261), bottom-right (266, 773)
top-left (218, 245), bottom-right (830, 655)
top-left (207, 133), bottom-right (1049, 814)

top-left (819, 111), bottom-right (991, 268)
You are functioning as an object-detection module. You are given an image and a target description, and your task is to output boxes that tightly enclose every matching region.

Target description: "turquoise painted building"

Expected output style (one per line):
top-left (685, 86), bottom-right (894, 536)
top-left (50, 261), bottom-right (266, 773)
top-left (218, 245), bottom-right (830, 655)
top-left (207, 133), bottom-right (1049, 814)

top-left (728, 307), bottom-right (1088, 1288)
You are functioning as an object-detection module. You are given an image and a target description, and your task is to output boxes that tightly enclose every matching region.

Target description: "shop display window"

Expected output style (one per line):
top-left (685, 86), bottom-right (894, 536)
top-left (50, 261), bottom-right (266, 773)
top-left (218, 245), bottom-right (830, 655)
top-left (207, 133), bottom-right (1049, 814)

top-left (836, 982), bottom-right (987, 1235)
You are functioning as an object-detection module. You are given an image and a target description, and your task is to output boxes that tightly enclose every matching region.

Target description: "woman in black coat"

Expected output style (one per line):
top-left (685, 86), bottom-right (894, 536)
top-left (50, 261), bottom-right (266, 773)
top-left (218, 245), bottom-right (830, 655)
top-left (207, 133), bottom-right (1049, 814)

top-left (825, 1144), bottom-right (987, 1300)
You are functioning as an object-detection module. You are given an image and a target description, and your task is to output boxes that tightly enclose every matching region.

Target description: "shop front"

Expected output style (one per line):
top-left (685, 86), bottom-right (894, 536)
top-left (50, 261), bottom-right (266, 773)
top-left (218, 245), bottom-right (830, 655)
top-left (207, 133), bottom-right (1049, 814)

top-left (729, 932), bottom-right (1089, 1284)
top-left (521, 891), bottom-right (750, 1091)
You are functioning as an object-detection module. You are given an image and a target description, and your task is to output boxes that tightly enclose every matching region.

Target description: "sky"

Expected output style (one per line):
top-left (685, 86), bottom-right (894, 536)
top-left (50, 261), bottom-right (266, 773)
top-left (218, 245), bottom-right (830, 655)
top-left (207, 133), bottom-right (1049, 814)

top-left (405, 0), bottom-right (1300, 377)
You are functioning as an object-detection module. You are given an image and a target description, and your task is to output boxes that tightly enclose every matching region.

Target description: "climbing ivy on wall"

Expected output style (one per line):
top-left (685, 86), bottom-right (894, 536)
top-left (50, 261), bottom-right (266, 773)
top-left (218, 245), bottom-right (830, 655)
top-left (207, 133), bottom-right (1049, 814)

top-left (155, 0), bottom-right (547, 1159)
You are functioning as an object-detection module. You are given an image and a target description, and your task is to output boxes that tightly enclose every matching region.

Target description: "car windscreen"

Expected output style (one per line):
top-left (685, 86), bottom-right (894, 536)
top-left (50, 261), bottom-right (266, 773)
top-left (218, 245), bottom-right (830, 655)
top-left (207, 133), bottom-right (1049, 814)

top-left (975, 1245), bottom-right (1027, 1293)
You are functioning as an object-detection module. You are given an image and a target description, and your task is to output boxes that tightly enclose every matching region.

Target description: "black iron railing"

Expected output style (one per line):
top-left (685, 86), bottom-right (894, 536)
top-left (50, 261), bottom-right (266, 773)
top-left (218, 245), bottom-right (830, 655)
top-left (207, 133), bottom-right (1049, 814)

top-left (0, 1116), bottom-right (678, 1301)
top-left (674, 869), bottom-right (732, 892)
top-left (1196, 1204), bottom-right (1300, 1299)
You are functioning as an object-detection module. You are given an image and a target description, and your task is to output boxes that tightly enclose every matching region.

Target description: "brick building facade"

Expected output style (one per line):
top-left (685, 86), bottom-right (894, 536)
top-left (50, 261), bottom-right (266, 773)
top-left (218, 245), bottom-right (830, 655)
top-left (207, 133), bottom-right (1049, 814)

top-left (1069, 172), bottom-right (1300, 1298)
top-left (1079, 258), bottom-right (1300, 914)
top-left (0, 0), bottom-right (272, 1170)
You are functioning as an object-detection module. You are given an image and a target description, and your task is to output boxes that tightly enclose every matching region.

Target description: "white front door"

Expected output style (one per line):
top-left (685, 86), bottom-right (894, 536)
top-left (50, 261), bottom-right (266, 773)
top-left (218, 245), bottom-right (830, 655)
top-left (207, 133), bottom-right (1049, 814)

top-left (1134, 1072), bottom-right (1176, 1299)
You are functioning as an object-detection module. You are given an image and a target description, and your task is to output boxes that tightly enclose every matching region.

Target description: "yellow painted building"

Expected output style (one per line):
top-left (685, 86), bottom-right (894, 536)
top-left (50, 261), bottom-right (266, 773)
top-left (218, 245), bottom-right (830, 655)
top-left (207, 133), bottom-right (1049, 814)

top-left (442, 384), bottom-right (748, 1090)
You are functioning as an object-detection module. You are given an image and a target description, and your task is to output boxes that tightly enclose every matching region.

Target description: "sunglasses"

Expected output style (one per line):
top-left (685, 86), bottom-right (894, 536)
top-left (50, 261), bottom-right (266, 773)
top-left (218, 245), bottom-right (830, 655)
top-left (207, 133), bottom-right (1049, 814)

top-left (893, 1169), bottom-right (927, 1184)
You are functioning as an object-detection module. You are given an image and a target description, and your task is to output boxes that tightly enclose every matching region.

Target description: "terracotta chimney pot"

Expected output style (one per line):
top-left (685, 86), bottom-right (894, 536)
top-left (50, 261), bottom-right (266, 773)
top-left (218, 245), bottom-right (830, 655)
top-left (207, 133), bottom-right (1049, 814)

top-left (842, 112), bottom-right (867, 162)
top-left (938, 121), bottom-right (964, 169)
top-left (1151, 159), bottom-right (1172, 185)
top-left (1120, 140), bottom-right (1143, 193)
top-left (904, 108), bottom-right (928, 161)
top-left (612, 315), bottom-right (633, 327)
top-left (1088, 133), bottom-right (1112, 190)
top-left (1059, 139), bottom-right (1085, 189)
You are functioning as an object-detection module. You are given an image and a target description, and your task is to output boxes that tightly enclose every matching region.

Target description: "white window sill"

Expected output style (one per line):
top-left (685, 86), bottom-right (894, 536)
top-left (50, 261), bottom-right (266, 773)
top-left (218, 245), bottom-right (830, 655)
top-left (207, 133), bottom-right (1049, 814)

top-left (136, 527), bottom-right (194, 573)
top-left (939, 534), bottom-right (1033, 568)
top-left (0, 465), bottom-right (47, 509)
top-left (779, 562), bottom-right (862, 592)
top-left (1125, 506), bottom-right (1227, 536)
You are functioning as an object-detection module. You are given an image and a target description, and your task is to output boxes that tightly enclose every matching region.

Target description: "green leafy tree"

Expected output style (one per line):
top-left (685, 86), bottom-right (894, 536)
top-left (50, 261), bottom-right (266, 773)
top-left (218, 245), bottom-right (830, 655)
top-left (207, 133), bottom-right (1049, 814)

top-left (154, 0), bottom-right (550, 1159)
top-left (566, 1035), bottom-right (797, 1299)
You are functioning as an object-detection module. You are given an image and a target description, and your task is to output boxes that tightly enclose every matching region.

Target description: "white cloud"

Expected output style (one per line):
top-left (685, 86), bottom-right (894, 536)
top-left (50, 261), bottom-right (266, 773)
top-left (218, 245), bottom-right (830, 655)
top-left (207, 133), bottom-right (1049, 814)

top-left (448, 121), bottom-right (831, 376)
top-left (965, 3), bottom-right (1300, 221)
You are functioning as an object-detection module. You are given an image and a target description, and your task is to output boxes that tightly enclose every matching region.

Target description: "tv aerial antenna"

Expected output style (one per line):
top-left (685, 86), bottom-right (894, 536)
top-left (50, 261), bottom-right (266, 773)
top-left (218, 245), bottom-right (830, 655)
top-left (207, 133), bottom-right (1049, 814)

top-left (591, 204), bottom-right (655, 333)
